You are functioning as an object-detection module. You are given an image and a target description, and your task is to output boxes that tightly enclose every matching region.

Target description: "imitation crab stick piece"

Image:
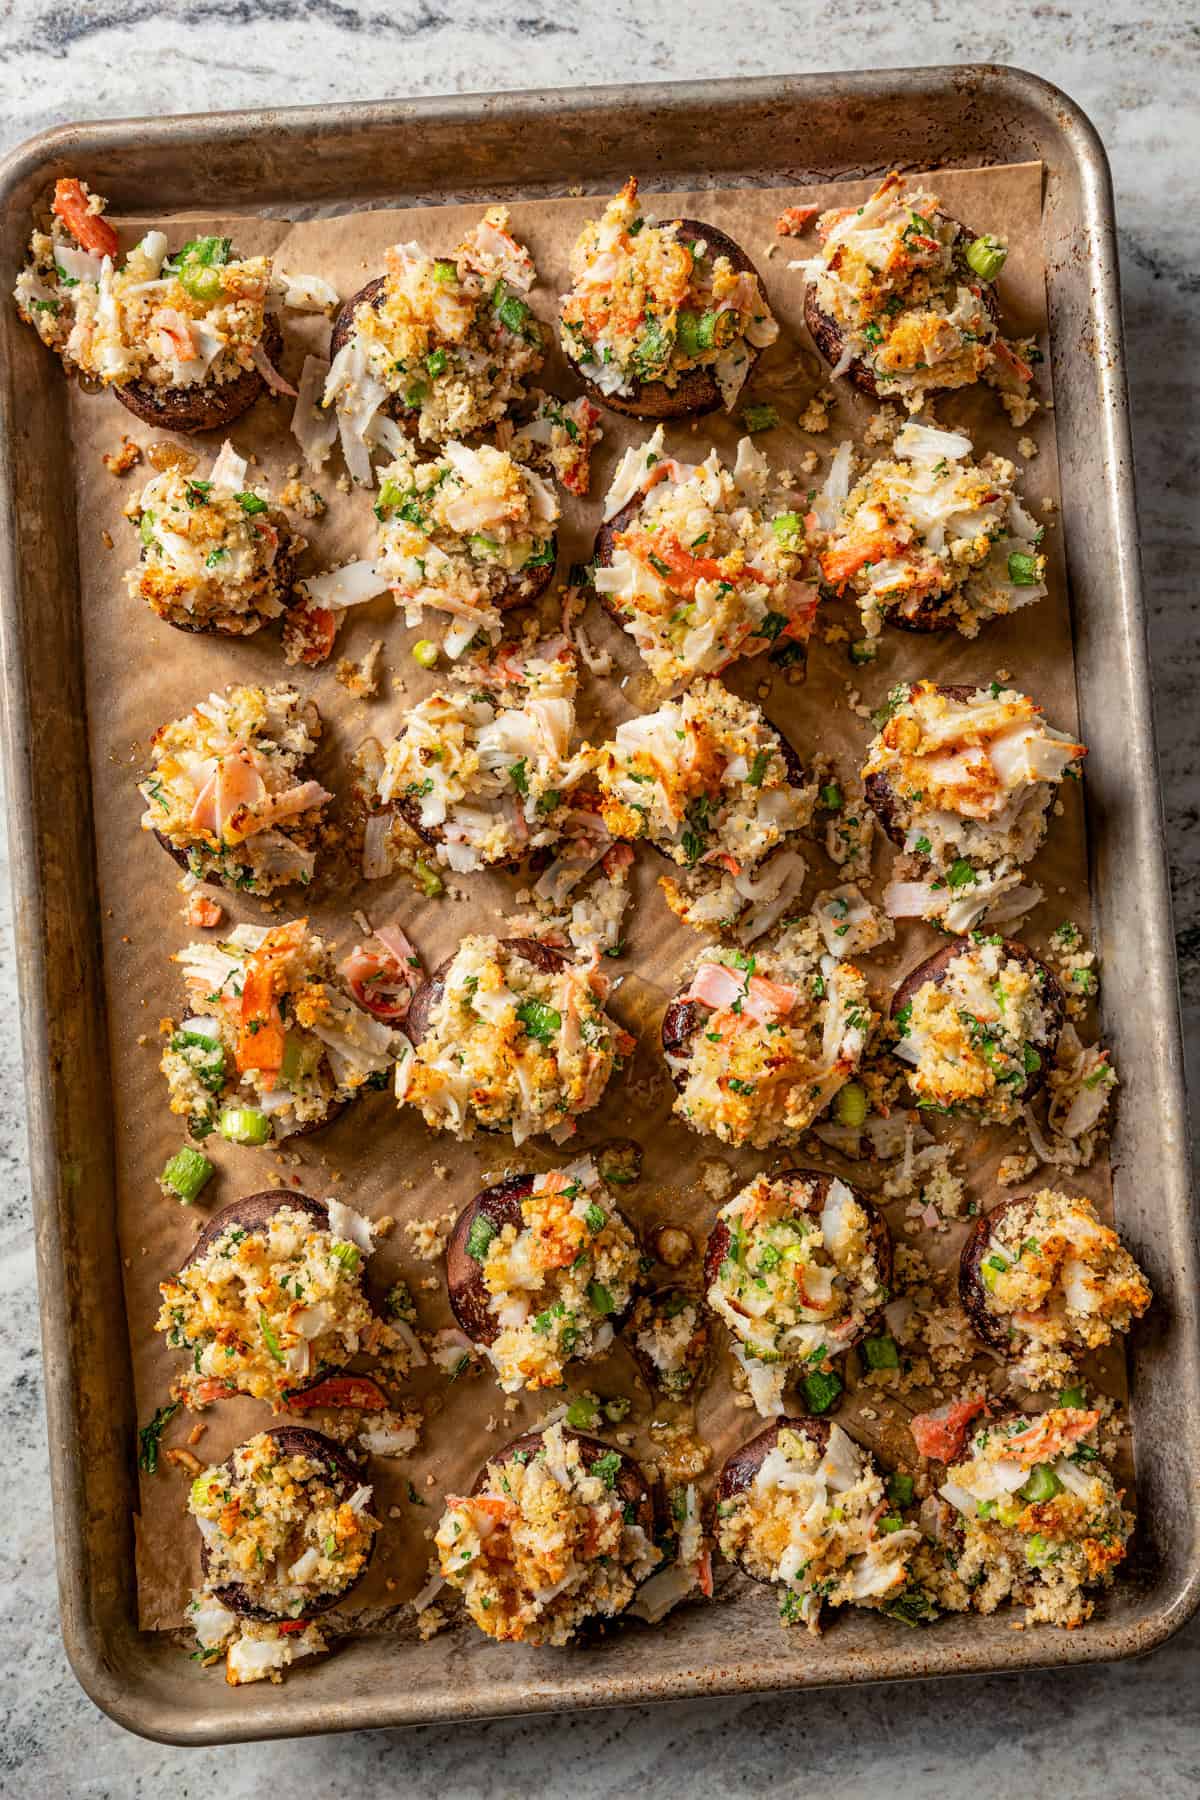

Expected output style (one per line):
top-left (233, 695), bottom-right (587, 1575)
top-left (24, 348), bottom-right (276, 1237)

top-left (186, 894), bottom-right (225, 930)
top-left (52, 178), bottom-right (119, 259)
top-left (1002, 1407), bottom-right (1100, 1466)
top-left (683, 962), bottom-right (747, 1011)
top-left (775, 205), bottom-right (819, 237)
top-left (236, 920), bottom-right (306, 1075)
top-left (285, 1375), bottom-right (390, 1412)
top-left (910, 1396), bottom-right (990, 1462)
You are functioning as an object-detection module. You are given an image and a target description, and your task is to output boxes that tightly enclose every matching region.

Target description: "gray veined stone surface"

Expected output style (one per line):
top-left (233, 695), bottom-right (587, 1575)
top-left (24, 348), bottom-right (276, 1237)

top-left (0, 3), bottom-right (1197, 1795)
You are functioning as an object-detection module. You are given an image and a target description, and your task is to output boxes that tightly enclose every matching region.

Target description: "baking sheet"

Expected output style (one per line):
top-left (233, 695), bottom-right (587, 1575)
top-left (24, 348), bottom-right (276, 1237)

top-left (61, 160), bottom-right (1118, 1637)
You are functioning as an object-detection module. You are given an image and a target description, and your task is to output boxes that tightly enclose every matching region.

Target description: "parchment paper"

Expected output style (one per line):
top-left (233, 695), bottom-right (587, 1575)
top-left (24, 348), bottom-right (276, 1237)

top-left (61, 161), bottom-right (1118, 1635)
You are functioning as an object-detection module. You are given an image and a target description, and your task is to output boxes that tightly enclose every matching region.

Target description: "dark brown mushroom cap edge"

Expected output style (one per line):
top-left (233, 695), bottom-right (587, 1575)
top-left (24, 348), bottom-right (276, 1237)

top-left (199, 1424), bottom-right (372, 1621)
top-left (566, 219), bottom-right (769, 421)
top-left (802, 213), bottom-right (1001, 405)
top-left (445, 1173), bottom-right (638, 1349)
top-left (889, 937), bottom-right (1065, 1107)
top-left (958, 1192), bottom-right (1046, 1354)
top-left (403, 936), bottom-right (570, 1050)
top-left (864, 681), bottom-right (1009, 850)
top-left (715, 1417), bottom-right (829, 1582)
top-left (116, 313), bottom-right (286, 436)
top-left (702, 1169), bottom-right (894, 1359)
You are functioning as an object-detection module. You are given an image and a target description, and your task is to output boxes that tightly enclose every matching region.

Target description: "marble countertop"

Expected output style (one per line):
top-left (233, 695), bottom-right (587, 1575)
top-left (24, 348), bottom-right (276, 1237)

top-left (1, 3), bottom-right (1197, 1794)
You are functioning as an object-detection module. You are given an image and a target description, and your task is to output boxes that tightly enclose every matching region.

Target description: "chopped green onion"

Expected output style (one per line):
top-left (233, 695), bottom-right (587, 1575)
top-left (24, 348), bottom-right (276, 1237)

top-left (516, 999), bottom-right (561, 1043)
top-left (946, 858), bottom-right (976, 889)
top-left (1007, 550), bottom-right (1040, 586)
top-left (863, 1333), bottom-right (899, 1370)
top-left (965, 234), bottom-right (1008, 281)
top-left (158, 1146), bottom-right (215, 1205)
top-left (1059, 1383), bottom-right (1086, 1409)
top-left (772, 511), bottom-right (801, 547)
top-left (849, 639), bottom-right (877, 665)
top-left (259, 1312), bottom-right (284, 1363)
top-left (432, 259), bottom-right (457, 284)
top-left (1020, 1463), bottom-right (1063, 1504)
top-left (802, 1368), bottom-right (843, 1415)
top-left (425, 348), bottom-right (447, 377)
top-left (747, 750), bottom-right (770, 787)
top-left (887, 1472), bottom-right (915, 1508)
top-left (138, 1400), bottom-right (181, 1474)
top-left (819, 782), bottom-right (842, 810)
top-left (330, 1242), bottom-right (361, 1274)
top-left (413, 858), bottom-right (443, 898)
top-left (834, 1081), bottom-right (867, 1128)
top-left (218, 1106), bottom-right (271, 1146)
top-left (465, 1214), bottom-right (497, 1263)
top-left (741, 403), bottom-right (779, 434)
top-left (1025, 1532), bottom-right (1056, 1567)
top-left (235, 491), bottom-right (269, 516)
top-left (587, 1280), bottom-right (615, 1317)
top-left (566, 1395), bottom-right (599, 1430)
top-left (584, 1202), bottom-right (607, 1234)
top-left (879, 1514), bottom-right (905, 1534)
top-left (411, 638), bottom-right (438, 669)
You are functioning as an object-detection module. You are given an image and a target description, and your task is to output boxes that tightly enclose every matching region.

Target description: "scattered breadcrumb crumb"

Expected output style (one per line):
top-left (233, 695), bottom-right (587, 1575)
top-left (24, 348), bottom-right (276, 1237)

top-left (335, 639), bottom-right (383, 698)
top-left (102, 437), bottom-right (142, 476)
top-left (279, 477), bottom-right (327, 519)
top-left (798, 390), bottom-right (833, 433)
top-left (405, 1212), bottom-right (456, 1261)
top-left (1018, 435), bottom-right (1038, 459)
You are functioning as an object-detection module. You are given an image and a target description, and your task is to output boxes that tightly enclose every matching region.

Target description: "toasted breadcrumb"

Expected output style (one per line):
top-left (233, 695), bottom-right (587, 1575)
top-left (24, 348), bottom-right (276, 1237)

top-left (798, 390), bottom-right (833, 433)
top-left (335, 639), bottom-right (383, 698)
top-left (279, 478), bottom-right (327, 519)
top-left (102, 436), bottom-right (142, 476)
top-left (405, 1212), bottom-right (456, 1261)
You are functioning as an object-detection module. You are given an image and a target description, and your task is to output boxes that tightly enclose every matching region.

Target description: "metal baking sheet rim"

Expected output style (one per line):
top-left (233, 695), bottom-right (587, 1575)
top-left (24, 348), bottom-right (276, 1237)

top-left (0, 64), bottom-right (1196, 1746)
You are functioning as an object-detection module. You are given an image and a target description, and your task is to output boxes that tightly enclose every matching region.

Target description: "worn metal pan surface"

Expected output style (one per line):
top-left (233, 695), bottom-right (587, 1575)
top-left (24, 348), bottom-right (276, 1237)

top-left (0, 65), bottom-right (1195, 1746)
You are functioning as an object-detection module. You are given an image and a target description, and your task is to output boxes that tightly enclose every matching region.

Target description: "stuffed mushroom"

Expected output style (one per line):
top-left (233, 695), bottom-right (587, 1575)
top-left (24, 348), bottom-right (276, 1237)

top-left (325, 206), bottom-right (546, 473)
top-left (813, 423), bottom-right (1046, 638)
top-left (716, 1418), bottom-right (922, 1630)
top-left (140, 683), bottom-right (330, 894)
top-left (959, 1190), bottom-right (1151, 1380)
top-left (434, 1422), bottom-right (661, 1644)
top-left (595, 678), bottom-right (815, 874)
top-left (798, 169), bottom-right (1034, 416)
top-left (397, 934), bottom-right (633, 1145)
top-left (558, 176), bottom-right (777, 418)
top-left (371, 440), bottom-right (558, 657)
top-left (865, 680), bottom-right (1085, 932)
top-left (445, 1158), bottom-right (640, 1393)
top-left (662, 923), bottom-right (876, 1149)
top-left (157, 1190), bottom-right (409, 1407)
top-left (625, 1287), bottom-right (711, 1400)
top-left (353, 639), bottom-right (592, 878)
top-left (186, 1427), bottom-right (379, 1681)
top-left (162, 919), bottom-right (404, 1144)
top-left (891, 937), bottom-right (1065, 1123)
top-left (593, 429), bottom-right (819, 689)
top-left (929, 1405), bottom-right (1132, 1628)
top-left (14, 179), bottom-right (286, 432)
top-left (704, 1170), bottom-right (892, 1417)
top-left (128, 439), bottom-right (299, 636)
